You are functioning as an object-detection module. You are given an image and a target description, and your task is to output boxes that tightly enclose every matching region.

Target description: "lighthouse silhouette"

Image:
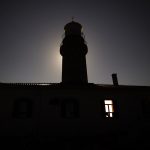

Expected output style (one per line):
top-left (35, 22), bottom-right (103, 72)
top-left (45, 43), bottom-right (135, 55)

top-left (60, 21), bottom-right (88, 84)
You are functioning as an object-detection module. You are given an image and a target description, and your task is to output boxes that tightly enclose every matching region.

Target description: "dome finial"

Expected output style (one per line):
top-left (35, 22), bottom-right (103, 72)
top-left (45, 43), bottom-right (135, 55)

top-left (71, 16), bottom-right (74, 22)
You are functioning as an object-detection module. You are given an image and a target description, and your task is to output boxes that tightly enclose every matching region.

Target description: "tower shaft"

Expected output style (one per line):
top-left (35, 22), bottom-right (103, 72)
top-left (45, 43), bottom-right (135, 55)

top-left (60, 21), bottom-right (88, 84)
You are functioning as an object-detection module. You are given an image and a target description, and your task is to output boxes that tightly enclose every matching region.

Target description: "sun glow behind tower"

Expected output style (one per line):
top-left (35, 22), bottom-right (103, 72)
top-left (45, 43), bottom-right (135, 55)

top-left (39, 36), bottom-right (62, 83)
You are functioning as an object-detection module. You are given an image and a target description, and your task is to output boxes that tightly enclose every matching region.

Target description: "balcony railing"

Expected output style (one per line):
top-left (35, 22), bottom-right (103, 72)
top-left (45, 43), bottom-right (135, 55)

top-left (60, 32), bottom-right (87, 46)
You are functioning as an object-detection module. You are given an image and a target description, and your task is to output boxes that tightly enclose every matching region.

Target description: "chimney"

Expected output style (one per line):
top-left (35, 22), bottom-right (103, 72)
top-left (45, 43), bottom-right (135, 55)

top-left (112, 73), bottom-right (118, 86)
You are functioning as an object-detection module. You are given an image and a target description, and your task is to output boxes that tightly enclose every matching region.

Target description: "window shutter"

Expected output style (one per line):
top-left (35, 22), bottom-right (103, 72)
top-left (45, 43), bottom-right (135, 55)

top-left (113, 99), bottom-right (119, 118)
top-left (100, 100), bottom-right (106, 118)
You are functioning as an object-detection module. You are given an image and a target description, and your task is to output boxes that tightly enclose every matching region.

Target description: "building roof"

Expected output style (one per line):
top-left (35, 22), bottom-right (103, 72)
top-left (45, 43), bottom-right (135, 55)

top-left (0, 82), bottom-right (150, 92)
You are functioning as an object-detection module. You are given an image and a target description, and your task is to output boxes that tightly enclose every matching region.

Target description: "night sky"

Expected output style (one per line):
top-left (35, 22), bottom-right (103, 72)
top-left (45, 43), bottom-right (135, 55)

top-left (1, 0), bottom-right (150, 86)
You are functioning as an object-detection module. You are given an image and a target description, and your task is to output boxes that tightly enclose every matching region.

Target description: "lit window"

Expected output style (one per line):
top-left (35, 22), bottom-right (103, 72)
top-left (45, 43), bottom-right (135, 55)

top-left (104, 100), bottom-right (114, 118)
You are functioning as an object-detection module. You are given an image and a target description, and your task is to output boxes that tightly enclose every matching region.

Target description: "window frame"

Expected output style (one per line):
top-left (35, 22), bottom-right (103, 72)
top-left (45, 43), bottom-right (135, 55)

top-left (61, 98), bottom-right (80, 119)
top-left (12, 98), bottom-right (33, 118)
top-left (104, 100), bottom-right (114, 118)
top-left (100, 98), bottom-right (119, 119)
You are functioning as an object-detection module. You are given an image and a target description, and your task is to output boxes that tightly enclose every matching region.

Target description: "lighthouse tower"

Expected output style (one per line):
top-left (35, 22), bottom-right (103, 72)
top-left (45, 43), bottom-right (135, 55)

top-left (60, 21), bottom-right (88, 84)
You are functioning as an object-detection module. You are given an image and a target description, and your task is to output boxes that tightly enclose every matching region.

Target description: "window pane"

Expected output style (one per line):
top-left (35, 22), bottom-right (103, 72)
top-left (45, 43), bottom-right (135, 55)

top-left (108, 105), bottom-right (114, 112)
top-left (110, 113), bottom-right (113, 117)
top-left (106, 113), bottom-right (109, 117)
top-left (104, 100), bottom-right (112, 104)
top-left (105, 105), bottom-right (109, 112)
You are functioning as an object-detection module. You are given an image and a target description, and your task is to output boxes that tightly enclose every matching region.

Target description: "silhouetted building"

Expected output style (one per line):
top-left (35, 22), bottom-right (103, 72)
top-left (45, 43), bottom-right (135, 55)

top-left (0, 21), bottom-right (150, 149)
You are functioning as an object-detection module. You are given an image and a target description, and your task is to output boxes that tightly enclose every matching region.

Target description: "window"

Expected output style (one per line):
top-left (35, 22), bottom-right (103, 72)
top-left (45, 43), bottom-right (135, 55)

top-left (141, 99), bottom-right (150, 118)
top-left (13, 98), bottom-right (33, 118)
top-left (61, 99), bottom-right (79, 119)
top-left (104, 100), bottom-right (114, 118)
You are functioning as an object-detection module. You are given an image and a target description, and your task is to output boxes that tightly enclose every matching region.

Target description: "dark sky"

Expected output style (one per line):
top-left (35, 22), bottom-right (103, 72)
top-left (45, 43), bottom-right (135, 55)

top-left (1, 0), bottom-right (150, 85)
